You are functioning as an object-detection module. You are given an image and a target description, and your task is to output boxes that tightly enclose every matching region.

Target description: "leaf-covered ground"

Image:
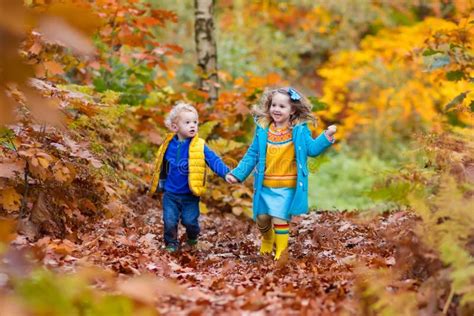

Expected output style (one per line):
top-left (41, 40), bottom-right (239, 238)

top-left (16, 194), bottom-right (419, 315)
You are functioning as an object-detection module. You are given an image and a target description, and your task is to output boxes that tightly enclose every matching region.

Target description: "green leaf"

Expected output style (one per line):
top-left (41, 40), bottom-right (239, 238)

top-left (308, 96), bottom-right (328, 111)
top-left (469, 100), bottom-right (474, 112)
top-left (1, 141), bottom-right (16, 151)
top-left (422, 48), bottom-right (441, 56)
top-left (445, 91), bottom-right (470, 111)
top-left (446, 70), bottom-right (464, 81)
top-left (0, 127), bottom-right (14, 139)
top-left (0, 127), bottom-right (15, 151)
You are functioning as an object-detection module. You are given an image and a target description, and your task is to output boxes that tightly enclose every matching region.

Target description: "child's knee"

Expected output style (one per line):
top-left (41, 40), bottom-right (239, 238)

top-left (272, 217), bottom-right (288, 225)
top-left (181, 216), bottom-right (199, 229)
top-left (256, 214), bottom-right (272, 229)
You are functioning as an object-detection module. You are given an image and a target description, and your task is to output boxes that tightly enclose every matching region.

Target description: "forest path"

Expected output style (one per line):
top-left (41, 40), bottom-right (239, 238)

top-left (55, 197), bottom-right (412, 315)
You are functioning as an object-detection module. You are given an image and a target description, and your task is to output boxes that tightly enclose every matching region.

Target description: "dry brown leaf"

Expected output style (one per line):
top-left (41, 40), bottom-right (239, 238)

top-left (0, 219), bottom-right (16, 243)
top-left (0, 187), bottom-right (21, 212)
top-left (0, 160), bottom-right (25, 179)
top-left (52, 162), bottom-right (72, 183)
top-left (24, 89), bottom-right (64, 126)
top-left (232, 206), bottom-right (243, 216)
top-left (0, 91), bottom-right (15, 125)
top-left (118, 276), bottom-right (183, 305)
top-left (37, 156), bottom-right (50, 168)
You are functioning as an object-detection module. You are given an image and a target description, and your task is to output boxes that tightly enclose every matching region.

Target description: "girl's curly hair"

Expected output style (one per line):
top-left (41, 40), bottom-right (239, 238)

top-left (252, 87), bottom-right (316, 126)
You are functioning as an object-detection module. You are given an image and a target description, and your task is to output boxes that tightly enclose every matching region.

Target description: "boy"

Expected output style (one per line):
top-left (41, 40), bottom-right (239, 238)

top-left (149, 102), bottom-right (230, 252)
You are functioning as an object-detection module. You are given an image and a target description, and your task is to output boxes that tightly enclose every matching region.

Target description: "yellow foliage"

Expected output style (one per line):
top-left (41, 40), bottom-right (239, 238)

top-left (207, 137), bottom-right (246, 155)
top-left (318, 18), bottom-right (473, 140)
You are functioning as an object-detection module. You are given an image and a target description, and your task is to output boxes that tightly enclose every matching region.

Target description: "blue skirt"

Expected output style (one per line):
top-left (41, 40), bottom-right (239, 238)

top-left (257, 186), bottom-right (296, 221)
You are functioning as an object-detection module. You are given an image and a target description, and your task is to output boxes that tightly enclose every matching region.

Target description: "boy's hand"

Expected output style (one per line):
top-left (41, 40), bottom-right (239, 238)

top-left (326, 125), bottom-right (337, 136)
top-left (225, 173), bottom-right (238, 184)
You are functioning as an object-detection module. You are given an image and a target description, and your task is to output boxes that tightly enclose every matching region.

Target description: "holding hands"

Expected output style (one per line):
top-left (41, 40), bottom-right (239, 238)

top-left (225, 173), bottom-right (238, 184)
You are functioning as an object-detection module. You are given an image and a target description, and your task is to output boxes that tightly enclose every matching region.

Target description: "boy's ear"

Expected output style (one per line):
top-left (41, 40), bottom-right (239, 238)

top-left (170, 123), bottom-right (178, 132)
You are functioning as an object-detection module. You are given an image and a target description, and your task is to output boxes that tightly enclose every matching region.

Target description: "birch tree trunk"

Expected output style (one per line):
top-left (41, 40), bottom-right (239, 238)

top-left (194, 0), bottom-right (218, 104)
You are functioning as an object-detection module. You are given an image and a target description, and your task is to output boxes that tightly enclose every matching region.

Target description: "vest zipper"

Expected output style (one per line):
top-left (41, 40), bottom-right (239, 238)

top-left (176, 141), bottom-right (182, 163)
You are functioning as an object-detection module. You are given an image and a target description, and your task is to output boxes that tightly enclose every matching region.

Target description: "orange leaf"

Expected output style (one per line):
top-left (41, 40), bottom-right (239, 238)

top-left (52, 162), bottom-right (71, 183)
top-left (37, 157), bottom-right (50, 169)
top-left (44, 61), bottom-right (64, 76)
top-left (137, 16), bottom-right (161, 27)
top-left (0, 187), bottom-right (21, 213)
top-left (31, 157), bottom-right (39, 168)
top-left (29, 41), bottom-right (43, 55)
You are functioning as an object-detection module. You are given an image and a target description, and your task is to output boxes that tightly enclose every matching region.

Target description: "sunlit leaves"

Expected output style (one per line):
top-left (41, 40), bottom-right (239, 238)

top-left (318, 17), bottom-right (473, 145)
top-left (198, 121), bottom-right (219, 140)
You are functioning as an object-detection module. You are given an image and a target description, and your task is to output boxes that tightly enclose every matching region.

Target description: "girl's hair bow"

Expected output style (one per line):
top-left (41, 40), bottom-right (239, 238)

top-left (288, 88), bottom-right (301, 101)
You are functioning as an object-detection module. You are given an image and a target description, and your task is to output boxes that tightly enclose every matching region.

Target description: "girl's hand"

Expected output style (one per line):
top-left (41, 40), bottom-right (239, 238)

top-left (326, 125), bottom-right (337, 136)
top-left (225, 173), bottom-right (238, 184)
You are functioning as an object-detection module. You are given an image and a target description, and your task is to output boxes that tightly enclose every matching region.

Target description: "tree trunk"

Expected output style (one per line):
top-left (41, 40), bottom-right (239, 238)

top-left (194, 0), bottom-right (218, 104)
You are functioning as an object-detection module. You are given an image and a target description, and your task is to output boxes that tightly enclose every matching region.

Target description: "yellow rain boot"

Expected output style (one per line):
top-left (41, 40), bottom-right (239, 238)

top-left (260, 228), bottom-right (274, 254)
top-left (257, 215), bottom-right (274, 255)
top-left (274, 223), bottom-right (289, 260)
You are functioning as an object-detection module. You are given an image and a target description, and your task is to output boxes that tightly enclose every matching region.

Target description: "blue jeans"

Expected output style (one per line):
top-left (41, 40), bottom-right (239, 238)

top-left (162, 191), bottom-right (200, 248)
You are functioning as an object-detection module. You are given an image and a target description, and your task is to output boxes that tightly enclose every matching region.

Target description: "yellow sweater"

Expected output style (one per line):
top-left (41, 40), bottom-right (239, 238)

top-left (263, 124), bottom-right (297, 188)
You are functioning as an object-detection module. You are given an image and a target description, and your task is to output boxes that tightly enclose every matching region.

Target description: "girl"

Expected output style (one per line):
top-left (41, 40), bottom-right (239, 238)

top-left (225, 87), bottom-right (336, 260)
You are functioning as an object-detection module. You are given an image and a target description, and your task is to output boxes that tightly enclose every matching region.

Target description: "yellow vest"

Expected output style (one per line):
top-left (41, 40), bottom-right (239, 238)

top-left (148, 134), bottom-right (207, 196)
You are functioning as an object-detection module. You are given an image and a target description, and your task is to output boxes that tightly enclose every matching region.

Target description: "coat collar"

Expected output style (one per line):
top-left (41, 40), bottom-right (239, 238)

top-left (170, 133), bottom-right (197, 143)
top-left (254, 116), bottom-right (307, 130)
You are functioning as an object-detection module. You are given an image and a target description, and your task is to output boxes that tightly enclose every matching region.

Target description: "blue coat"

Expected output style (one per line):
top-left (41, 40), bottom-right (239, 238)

top-left (230, 120), bottom-right (334, 220)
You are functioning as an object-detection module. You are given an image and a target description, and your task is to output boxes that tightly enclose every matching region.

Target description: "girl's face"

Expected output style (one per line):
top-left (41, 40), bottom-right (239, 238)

top-left (269, 92), bottom-right (294, 127)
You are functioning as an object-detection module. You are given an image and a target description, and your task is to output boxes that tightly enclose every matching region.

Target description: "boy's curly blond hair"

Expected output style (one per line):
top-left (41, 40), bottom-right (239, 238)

top-left (164, 102), bottom-right (199, 130)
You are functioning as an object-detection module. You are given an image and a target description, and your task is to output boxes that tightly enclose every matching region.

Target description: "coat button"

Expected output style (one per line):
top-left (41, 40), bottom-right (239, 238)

top-left (299, 164), bottom-right (302, 168)
top-left (298, 146), bottom-right (301, 150)
top-left (299, 182), bottom-right (303, 187)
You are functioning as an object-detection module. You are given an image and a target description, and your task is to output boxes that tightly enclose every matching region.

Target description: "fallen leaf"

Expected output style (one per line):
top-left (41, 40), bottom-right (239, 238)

top-left (0, 187), bottom-right (21, 212)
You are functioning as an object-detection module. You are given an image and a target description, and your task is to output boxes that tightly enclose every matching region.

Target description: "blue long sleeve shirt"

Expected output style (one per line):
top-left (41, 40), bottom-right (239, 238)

top-left (163, 136), bottom-right (230, 194)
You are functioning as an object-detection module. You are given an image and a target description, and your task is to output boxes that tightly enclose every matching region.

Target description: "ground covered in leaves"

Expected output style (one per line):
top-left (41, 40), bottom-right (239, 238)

top-left (13, 194), bottom-right (420, 315)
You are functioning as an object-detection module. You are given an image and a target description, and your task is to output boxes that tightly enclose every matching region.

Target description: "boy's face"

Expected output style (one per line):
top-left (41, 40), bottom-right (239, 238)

top-left (171, 111), bottom-right (198, 139)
